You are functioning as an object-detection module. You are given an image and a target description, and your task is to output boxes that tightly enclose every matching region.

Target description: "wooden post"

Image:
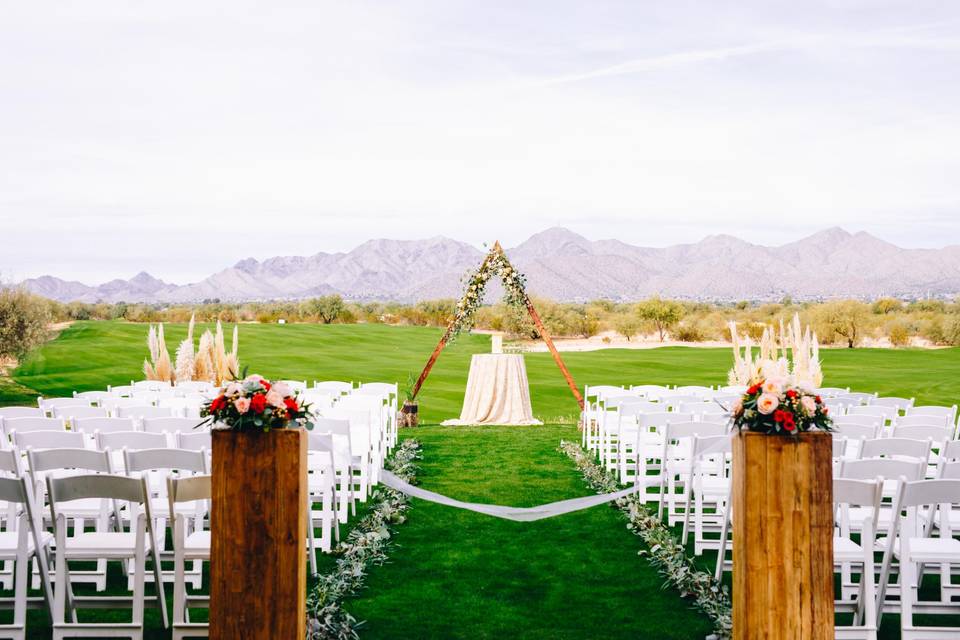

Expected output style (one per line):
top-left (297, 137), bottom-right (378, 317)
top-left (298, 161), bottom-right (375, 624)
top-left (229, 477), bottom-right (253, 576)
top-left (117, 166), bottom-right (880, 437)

top-left (732, 431), bottom-right (834, 639)
top-left (210, 429), bottom-right (307, 640)
top-left (525, 297), bottom-right (584, 409)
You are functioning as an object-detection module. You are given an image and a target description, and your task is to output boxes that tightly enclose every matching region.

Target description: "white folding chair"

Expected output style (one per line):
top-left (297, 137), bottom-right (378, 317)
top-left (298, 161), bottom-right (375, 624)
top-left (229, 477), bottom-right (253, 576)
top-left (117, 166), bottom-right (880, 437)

top-left (15, 430), bottom-right (86, 453)
top-left (313, 381), bottom-right (353, 395)
top-left (657, 421), bottom-right (727, 523)
top-left (0, 467), bottom-right (55, 640)
top-left (816, 387), bottom-right (851, 398)
top-left (907, 406), bottom-right (958, 430)
top-left (306, 433), bottom-right (340, 561)
top-left (27, 448), bottom-right (115, 592)
top-left (38, 398), bottom-right (91, 417)
top-left (114, 406), bottom-right (174, 422)
top-left (167, 475), bottom-right (211, 640)
top-left (873, 396), bottom-right (915, 414)
top-left (833, 477), bottom-right (882, 639)
top-left (841, 392), bottom-right (879, 406)
top-left (55, 407), bottom-right (109, 421)
top-left (47, 473), bottom-right (168, 638)
top-left (679, 434), bottom-right (731, 557)
top-left (3, 418), bottom-right (67, 440)
top-left (311, 418), bottom-right (355, 522)
top-left (877, 479), bottom-right (960, 638)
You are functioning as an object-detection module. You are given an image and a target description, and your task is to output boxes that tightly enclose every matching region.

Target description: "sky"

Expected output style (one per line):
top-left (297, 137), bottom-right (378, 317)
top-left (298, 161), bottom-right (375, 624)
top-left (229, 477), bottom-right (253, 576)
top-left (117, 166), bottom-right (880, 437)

top-left (1, 1), bottom-right (959, 285)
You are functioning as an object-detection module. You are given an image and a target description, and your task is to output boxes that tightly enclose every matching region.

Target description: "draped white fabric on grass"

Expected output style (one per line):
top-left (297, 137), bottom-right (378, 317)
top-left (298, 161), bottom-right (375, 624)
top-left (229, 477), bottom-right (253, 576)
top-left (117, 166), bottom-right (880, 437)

top-left (380, 470), bottom-right (644, 522)
top-left (442, 354), bottom-right (542, 426)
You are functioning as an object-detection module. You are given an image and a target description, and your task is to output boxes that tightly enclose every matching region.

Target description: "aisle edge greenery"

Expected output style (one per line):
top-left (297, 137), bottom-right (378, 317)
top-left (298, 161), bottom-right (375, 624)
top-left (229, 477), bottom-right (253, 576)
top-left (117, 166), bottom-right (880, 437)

top-left (560, 440), bottom-right (732, 640)
top-left (307, 438), bottom-right (422, 639)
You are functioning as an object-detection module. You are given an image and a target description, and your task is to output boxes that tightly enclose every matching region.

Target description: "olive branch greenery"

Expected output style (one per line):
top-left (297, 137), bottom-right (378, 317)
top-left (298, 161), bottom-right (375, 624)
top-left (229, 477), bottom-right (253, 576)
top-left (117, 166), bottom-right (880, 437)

top-left (306, 439), bottom-right (422, 639)
top-left (448, 244), bottom-right (529, 342)
top-left (560, 440), bottom-right (732, 640)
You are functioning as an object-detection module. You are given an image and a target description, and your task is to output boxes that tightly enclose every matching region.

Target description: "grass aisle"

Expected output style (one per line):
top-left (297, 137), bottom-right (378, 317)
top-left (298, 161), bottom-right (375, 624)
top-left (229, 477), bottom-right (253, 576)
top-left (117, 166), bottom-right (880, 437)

top-left (345, 425), bottom-right (713, 640)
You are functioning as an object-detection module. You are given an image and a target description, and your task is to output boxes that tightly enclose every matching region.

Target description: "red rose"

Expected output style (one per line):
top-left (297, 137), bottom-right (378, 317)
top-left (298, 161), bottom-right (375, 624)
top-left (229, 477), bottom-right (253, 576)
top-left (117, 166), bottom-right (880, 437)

top-left (815, 396), bottom-right (822, 404)
top-left (250, 393), bottom-right (267, 414)
top-left (261, 380), bottom-right (272, 391)
top-left (284, 397), bottom-right (299, 413)
top-left (783, 416), bottom-right (796, 431)
top-left (773, 410), bottom-right (785, 423)
top-left (747, 384), bottom-right (761, 395)
top-left (210, 395), bottom-right (226, 412)
top-left (785, 390), bottom-right (797, 399)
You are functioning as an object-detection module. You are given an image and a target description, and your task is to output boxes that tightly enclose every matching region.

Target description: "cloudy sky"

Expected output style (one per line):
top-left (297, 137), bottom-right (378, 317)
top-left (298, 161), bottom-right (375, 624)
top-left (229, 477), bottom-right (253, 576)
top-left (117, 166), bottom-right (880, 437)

top-left (1, 1), bottom-right (959, 284)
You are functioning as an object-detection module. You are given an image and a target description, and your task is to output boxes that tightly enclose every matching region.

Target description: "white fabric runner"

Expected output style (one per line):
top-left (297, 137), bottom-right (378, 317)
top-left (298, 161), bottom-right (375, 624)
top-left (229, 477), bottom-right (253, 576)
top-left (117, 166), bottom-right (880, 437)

top-left (442, 353), bottom-right (542, 426)
top-left (380, 470), bottom-right (644, 522)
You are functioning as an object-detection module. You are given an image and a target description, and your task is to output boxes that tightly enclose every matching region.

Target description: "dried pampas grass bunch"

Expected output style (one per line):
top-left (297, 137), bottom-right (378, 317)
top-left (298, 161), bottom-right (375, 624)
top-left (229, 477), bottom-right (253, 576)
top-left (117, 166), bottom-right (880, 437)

top-left (728, 313), bottom-right (822, 388)
top-left (145, 314), bottom-right (240, 385)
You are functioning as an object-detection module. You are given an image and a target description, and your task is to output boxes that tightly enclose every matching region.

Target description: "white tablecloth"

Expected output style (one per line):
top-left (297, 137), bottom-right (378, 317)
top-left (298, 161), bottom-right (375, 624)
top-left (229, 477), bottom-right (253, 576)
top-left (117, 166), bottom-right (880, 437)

top-left (442, 354), bottom-right (542, 426)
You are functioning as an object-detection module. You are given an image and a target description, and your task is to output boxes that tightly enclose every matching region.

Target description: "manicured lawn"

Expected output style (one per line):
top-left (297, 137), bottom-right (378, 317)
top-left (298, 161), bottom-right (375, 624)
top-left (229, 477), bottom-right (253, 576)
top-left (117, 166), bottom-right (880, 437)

top-left (3, 322), bottom-right (960, 638)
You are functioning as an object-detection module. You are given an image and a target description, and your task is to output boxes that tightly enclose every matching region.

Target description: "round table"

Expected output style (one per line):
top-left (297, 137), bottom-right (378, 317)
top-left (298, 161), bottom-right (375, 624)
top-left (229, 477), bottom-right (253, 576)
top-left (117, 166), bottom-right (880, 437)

top-left (442, 354), bottom-right (542, 426)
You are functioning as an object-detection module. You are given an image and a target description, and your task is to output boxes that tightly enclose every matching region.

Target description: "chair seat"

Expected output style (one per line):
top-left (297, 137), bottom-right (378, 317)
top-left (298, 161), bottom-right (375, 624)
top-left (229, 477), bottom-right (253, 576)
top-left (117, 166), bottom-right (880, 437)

top-left (0, 530), bottom-right (53, 556)
top-left (833, 537), bottom-right (866, 563)
top-left (63, 532), bottom-right (145, 558)
top-left (900, 537), bottom-right (960, 562)
top-left (184, 531), bottom-right (210, 554)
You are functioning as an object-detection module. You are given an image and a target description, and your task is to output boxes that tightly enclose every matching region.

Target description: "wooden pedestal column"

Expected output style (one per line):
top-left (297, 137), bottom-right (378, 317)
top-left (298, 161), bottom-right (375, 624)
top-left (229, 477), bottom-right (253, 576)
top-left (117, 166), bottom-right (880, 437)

top-left (210, 429), bottom-right (307, 640)
top-left (732, 431), bottom-right (834, 639)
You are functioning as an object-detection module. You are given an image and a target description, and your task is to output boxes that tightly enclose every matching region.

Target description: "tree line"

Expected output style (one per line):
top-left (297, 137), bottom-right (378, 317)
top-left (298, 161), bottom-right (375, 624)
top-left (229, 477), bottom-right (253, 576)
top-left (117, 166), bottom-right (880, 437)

top-left (3, 287), bottom-right (960, 366)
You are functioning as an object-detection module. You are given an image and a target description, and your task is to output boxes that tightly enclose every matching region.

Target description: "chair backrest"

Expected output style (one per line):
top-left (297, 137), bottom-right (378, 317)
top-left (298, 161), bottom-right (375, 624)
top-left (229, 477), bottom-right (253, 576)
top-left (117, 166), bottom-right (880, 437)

top-left (4, 417), bottom-right (66, 436)
top-left (312, 418), bottom-right (351, 437)
top-left (74, 417), bottom-right (137, 434)
top-left (690, 433), bottom-right (732, 460)
top-left (176, 431), bottom-right (211, 451)
top-left (673, 385), bottom-right (714, 397)
top-left (896, 414), bottom-right (952, 430)
top-left (815, 387), bottom-right (850, 398)
top-left (47, 474), bottom-right (147, 529)
top-left (15, 430), bottom-right (86, 451)
top-left (629, 384), bottom-right (671, 398)
top-left (892, 424), bottom-right (952, 444)
top-left (859, 437), bottom-right (931, 461)
top-left (28, 447), bottom-right (112, 474)
top-left (840, 392), bottom-right (878, 405)
top-left (847, 405), bottom-right (898, 421)
top-left (55, 406), bottom-right (109, 420)
top-left (313, 381), bottom-right (352, 395)
top-left (719, 385), bottom-right (747, 395)
top-left (359, 382), bottom-right (398, 396)
top-left (840, 457), bottom-right (926, 481)
top-left (834, 477), bottom-right (884, 509)
top-left (132, 380), bottom-right (171, 392)
top-left (638, 412), bottom-right (693, 428)
top-left (0, 406), bottom-right (44, 419)
top-left (872, 396), bottom-right (914, 412)
top-left (833, 414), bottom-right (883, 429)
top-left (661, 395), bottom-right (702, 411)
top-left (585, 385), bottom-right (626, 400)
top-left (101, 397), bottom-right (145, 411)
top-left (39, 397), bottom-right (92, 411)
top-left (98, 431), bottom-right (168, 452)
top-left (124, 448), bottom-right (207, 474)
top-left (664, 421), bottom-right (727, 441)
top-left (0, 449), bottom-right (21, 475)
top-left (114, 406), bottom-right (173, 420)
top-left (141, 417), bottom-right (200, 434)
top-left (897, 478), bottom-right (960, 511)
top-left (73, 390), bottom-right (112, 403)
top-left (613, 400), bottom-right (661, 418)
top-left (907, 404), bottom-right (957, 424)
top-left (832, 421), bottom-right (879, 441)
top-left (167, 474), bottom-right (211, 504)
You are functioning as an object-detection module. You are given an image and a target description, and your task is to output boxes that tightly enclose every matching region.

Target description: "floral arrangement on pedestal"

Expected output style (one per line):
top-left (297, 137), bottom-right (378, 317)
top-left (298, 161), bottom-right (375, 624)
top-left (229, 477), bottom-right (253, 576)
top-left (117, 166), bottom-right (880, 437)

top-left (728, 313), bottom-right (822, 389)
top-left (731, 377), bottom-right (832, 435)
top-left (448, 241), bottom-right (529, 342)
top-left (200, 374), bottom-right (313, 432)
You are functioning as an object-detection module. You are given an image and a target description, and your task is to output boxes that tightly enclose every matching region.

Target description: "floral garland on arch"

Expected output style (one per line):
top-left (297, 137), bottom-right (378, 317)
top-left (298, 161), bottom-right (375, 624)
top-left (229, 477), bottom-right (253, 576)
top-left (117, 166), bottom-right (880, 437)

top-left (448, 243), bottom-right (528, 342)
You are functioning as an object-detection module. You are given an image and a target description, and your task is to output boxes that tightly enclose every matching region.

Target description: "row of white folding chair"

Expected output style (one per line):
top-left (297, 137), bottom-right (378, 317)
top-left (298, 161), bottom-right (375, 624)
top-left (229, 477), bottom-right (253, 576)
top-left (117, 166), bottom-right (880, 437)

top-left (0, 449), bottom-right (169, 638)
top-left (167, 474), bottom-right (211, 639)
top-left (656, 422), bottom-right (729, 526)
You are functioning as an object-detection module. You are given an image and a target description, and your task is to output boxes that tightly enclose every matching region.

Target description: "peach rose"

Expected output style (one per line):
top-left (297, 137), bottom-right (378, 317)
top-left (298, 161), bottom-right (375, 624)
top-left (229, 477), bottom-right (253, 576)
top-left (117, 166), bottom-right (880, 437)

top-left (224, 382), bottom-right (243, 396)
top-left (756, 393), bottom-right (779, 415)
top-left (801, 396), bottom-right (817, 416)
top-left (762, 378), bottom-right (785, 396)
top-left (234, 397), bottom-right (251, 413)
top-left (731, 398), bottom-right (744, 416)
top-left (265, 389), bottom-right (285, 408)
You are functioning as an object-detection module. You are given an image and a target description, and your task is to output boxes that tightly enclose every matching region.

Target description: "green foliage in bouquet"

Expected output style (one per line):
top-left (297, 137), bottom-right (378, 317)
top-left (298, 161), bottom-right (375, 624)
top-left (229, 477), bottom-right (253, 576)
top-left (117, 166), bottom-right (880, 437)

top-left (199, 374), bottom-right (314, 432)
top-left (731, 378), bottom-right (833, 435)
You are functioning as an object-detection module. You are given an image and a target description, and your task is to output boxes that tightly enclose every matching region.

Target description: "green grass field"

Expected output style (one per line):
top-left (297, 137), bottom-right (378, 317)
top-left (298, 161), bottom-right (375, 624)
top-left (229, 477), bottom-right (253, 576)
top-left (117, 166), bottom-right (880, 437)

top-left (3, 321), bottom-right (960, 638)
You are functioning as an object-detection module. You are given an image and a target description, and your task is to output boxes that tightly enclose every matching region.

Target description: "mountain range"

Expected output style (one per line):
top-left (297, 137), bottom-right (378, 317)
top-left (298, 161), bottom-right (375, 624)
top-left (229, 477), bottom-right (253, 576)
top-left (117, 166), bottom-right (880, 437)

top-left (21, 227), bottom-right (960, 303)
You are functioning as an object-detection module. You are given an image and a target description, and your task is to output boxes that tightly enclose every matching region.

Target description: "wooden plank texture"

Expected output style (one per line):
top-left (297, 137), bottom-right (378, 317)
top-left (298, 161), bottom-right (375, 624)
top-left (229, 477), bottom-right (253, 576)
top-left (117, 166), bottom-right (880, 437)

top-left (732, 431), bottom-right (834, 640)
top-left (210, 429), bottom-right (307, 640)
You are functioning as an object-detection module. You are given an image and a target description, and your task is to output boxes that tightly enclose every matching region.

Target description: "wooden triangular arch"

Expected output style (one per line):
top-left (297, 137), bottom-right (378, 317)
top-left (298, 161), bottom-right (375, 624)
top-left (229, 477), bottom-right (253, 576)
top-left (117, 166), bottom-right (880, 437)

top-left (411, 241), bottom-right (584, 410)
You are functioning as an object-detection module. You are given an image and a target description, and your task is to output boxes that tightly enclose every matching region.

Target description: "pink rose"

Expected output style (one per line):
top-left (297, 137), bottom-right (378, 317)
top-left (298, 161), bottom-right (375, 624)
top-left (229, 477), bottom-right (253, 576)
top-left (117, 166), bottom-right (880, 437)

top-left (234, 397), bottom-right (251, 413)
top-left (244, 374), bottom-right (264, 384)
top-left (224, 382), bottom-right (243, 396)
top-left (801, 396), bottom-right (817, 416)
top-left (265, 389), bottom-right (285, 408)
top-left (731, 398), bottom-right (744, 416)
top-left (756, 393), bottom-right (779, 415)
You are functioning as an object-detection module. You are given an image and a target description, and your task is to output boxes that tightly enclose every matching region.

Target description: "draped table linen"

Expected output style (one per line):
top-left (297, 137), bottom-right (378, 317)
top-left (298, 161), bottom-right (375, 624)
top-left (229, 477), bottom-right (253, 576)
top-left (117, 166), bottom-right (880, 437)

top-left (442, 354), bottom-right (542, 426)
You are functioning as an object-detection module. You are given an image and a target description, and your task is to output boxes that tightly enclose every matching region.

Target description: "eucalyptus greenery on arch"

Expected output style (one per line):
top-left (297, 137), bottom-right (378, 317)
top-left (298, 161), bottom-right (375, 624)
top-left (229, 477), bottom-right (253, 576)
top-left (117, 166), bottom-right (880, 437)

top-left (447, 241), bottom-right (529, 342)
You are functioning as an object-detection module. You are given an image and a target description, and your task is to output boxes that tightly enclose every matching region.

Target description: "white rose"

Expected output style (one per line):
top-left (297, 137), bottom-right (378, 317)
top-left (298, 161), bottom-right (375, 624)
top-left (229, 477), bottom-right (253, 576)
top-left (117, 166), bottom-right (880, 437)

top-left (801, 395), bottom-right (817, 416)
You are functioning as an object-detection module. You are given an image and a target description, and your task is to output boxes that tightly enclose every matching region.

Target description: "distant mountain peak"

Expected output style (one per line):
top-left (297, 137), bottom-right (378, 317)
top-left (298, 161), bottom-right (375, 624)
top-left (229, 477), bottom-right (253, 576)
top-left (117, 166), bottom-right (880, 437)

top-left (19, 227), bottom-right (960, 303)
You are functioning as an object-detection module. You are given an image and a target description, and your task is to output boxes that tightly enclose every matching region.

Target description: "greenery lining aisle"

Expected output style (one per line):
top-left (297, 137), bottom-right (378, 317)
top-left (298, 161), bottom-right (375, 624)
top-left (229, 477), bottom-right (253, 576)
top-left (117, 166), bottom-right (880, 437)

top-left (337, 425), bottom-right (715, 640)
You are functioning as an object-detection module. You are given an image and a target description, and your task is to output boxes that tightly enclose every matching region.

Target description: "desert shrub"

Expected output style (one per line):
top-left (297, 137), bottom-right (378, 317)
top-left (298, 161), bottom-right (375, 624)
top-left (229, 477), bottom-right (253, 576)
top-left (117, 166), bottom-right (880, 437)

top-left (674, 322), bottom-right (707, 342)
top-left (887, 321), bottom-right (910, 347)
top-left (943, 316), bottom-right (960, 347)
top-left (613, 315), bottom-right (641, 341)
top-left (919, 317), bottom-right (946, 345)
top-left (0, 286), bottom-right (51, 360)
top-left (872, 298), bottom-right (902, 314)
